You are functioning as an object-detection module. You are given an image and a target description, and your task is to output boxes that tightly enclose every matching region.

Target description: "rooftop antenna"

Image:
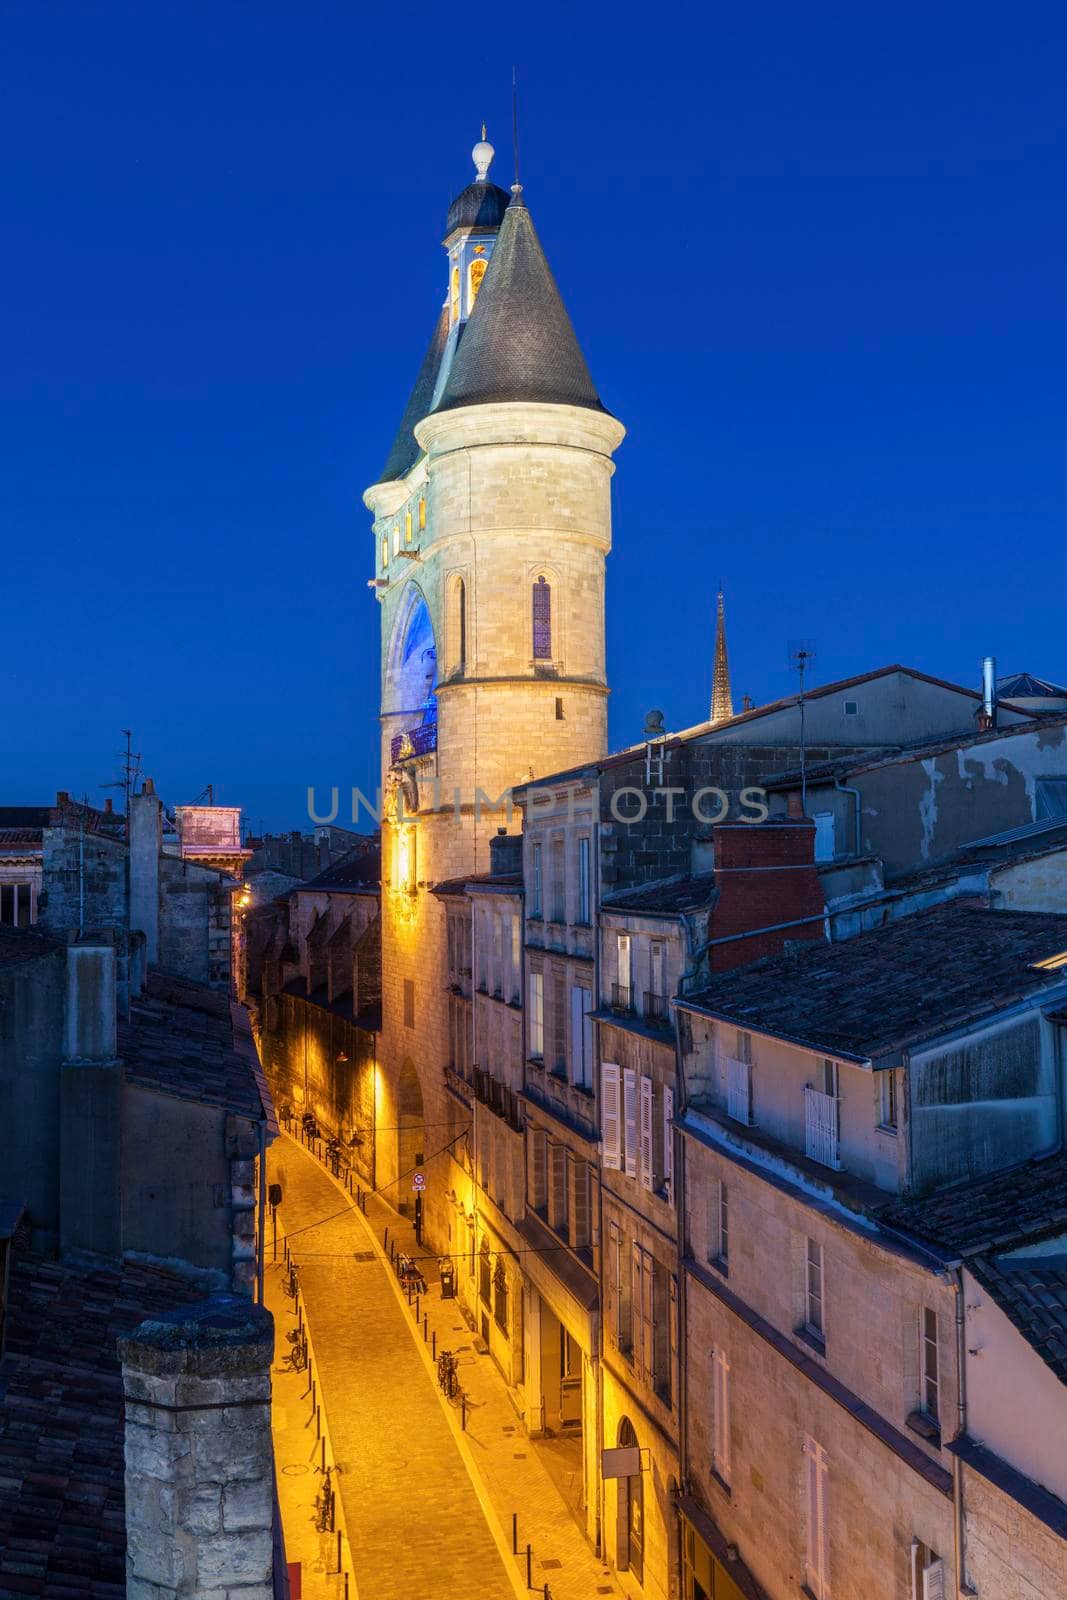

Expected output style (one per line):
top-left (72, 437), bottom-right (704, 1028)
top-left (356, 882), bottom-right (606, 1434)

top-left (103, 729), bottom-right (142, 841)
top-left (511, 65), bottom-right (521, 194)
top-left (788, 640), bottom-right (818, 814)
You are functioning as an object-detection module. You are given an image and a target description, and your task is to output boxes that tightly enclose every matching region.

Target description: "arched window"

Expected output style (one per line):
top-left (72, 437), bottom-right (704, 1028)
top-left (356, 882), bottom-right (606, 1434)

top-left (405, 509), bottom-right (413, 544)
top-left (381, 536), bottom-right (388, 569)
top-left (418, 497), bottom-right (426, 531)
top-left (450, 265), bottom-right (460, 325)
top-left (469, 256), bottom-right (488, 308)
top-left (392, 522), bottom-right (400, 556)
top-left (532, 576), bottom-right (552, 660)
top-left (447, 575), bottom-right (467, 678)
top-left (616, 1417), bottom-right (643, 1581)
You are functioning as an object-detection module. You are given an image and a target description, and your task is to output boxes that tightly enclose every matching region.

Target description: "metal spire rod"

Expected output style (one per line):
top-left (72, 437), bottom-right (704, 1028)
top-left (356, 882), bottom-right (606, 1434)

top-left (512, 65), bottom-right (521, 190)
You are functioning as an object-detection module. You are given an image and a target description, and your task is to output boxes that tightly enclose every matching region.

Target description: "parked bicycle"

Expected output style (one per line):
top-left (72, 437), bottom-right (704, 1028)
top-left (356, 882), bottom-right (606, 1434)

top-left (301, 1110), bottom-right (319, 1142)
top-left (314, 1466), bottom-right (335, 1533)
top-left (282, 1327), bottom-right (307, 1371)
top-left (437, 1348), bottom-right (459, 1400)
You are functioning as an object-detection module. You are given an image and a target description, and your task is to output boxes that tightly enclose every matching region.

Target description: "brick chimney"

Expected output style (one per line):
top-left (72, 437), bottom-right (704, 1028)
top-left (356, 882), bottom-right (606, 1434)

top-left (60, 932), bottom-right (124, 1259)
top-left (120, 1296), bottom-right (275, 1598)
top-left (129, 779), bottom-right (162, 965)
top-left (709, 818), bottom-right (825, 973)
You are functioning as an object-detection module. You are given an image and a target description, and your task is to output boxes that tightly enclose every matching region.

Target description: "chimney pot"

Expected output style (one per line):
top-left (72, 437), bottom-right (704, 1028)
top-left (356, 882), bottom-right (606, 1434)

top-left (56, 790), bottom-right (70, 806)
top-left (141, 777), bottom-right (155, 796)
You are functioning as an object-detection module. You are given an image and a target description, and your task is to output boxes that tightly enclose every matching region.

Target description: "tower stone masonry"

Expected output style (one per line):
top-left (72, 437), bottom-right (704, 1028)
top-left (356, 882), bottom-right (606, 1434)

top-left (362, 137), bottom-right (624, 1244)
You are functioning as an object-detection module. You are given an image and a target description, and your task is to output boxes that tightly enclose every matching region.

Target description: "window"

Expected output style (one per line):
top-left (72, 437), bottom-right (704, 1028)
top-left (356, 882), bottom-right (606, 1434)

top-left (446, 575), bottom-right (466, 677)
top-left (569, 1155), bottom-right (592, 1248)
top-left (577, 836), bottom-right (591, 924)
top-left (709, 1179), bottom-right (728, 1266)
top-left (493, 1259), bottom-right (508, 1332)
top-left (528, 971), bottom-right (544, 1057)
top-left (403, 979), bottom-right (415, 1029)
top-left (911, 1541), bottom-right (946, 1600)
top-left (649, 940), bottom-right (666, 999)
top-left (631, 1243), bottom-right (655, 1383)
top-left (381, 536), bottom-right (388, 568)
top-left (550, 971), bottom-right (566, 1069)
top-left (510, 914), bottom-right (521, 1000)
top-left (531, 842), bottom-right (543, 916)
top-left (608, 1220), bottom-right (627, 1346)
top-left (527, 1125), bottom-right (547, 1210)
top-left (548, 1141), bottom-right (568, 1232)
top-left (843, 699), bottom-right (859, 716)
top-left (532, 575), bottom-right (552, 659)
top-left (803, 1436), bottom-right (830, 1600)
top-left (570, 985), bottom-right (593, 1088)
top-left (450, 264), bottom-right (460, 323)
top-left (469, 255), bottom-right (488, 306)
top-left (813, 811), bottom-right (835, 862)
top-left (1035, 777), bottom-right (1067, 819)
top-left (418, 496), bottom-right (426, 531)
top-left (0, 884), bottom-right (32, 928)
top-left (405, 509), bottom-right (413, 544)
top-left (805, 1237), bottom-right (824, 1339)
top-left (601, 1062), bottom-right (621, 1170)
top-left (479, 1238), bottom-right (491, 1305)
top-left (711, 1347), bottom-right (731, 1485)
top-left (879, 1070), bottom-right (898, 1132)
top-left (550, 837), bottom-right (565, 923)
top-left (392, 522), bottom-right (400, 556)
top-left (922, 1308), bottom-right (939, 1424)
top-left (818, 1057), bottom-right (838, 1096)
top-left (736, 1029), bottom-right (752, 1065)
top-left (616, 933), bottom-right (632, 1009)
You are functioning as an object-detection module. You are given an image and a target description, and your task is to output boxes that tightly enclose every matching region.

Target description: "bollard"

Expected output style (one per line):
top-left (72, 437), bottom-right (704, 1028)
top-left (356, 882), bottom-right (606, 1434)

top-left (423, 1314), bottom-right (428, 1342)
top-left (336, 1529), bottom-right (341, 1571)
top-left (316, 1404), bottom-right (321, 1440)
top-left (432, 1330), bottom-right (437, 1361)
top-left (512, 1512), bottom-right (518, 1554)
top-left (321, 1437), bottom-right (326, 1473)
top-left (384, 1227), bottom-right (389, 1253)
top-left (415, 1292), bottom-right (420, 1323)
top-left (461, 1394), bottom-right (467, 1432)
top-left (345, 1575), bottom-right (349, 1600)
top-left (526, 1543), bottom-right (532, 1588)
top-left (311, 1378), bottom-right (316, 1412)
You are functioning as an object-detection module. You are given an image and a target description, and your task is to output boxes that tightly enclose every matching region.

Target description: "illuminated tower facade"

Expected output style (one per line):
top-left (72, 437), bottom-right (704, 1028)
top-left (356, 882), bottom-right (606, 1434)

top-left (710, 587), bottom-right (733, 725)
top-left (362, 136), bottom-right (625, 1240)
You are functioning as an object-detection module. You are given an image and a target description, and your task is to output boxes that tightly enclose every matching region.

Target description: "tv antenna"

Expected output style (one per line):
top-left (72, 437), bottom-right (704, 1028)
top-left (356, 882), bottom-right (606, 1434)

top-left (788, 640), bottom-right (817, 813)
top-left (512, 65), bottom-right (521, 192)
top-left (102, 729), bottom-right (142, 839)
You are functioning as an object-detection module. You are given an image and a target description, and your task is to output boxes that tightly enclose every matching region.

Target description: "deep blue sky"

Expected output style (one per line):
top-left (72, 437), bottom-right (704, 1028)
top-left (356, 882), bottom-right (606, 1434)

top-left (3, 3), bottom-right (1064, 830)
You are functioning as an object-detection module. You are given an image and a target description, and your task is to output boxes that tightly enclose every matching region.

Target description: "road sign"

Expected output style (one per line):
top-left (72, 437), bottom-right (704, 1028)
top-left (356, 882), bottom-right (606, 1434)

top-left (412, 1172), bottom-right (426, 1191)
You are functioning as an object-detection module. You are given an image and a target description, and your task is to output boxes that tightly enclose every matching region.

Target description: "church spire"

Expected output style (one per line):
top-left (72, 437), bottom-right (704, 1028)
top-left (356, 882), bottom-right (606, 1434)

top-left (710, 587), bottom-right (733, 725)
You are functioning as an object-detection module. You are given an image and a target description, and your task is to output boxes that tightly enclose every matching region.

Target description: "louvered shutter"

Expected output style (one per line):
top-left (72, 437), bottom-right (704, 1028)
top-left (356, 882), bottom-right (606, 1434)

top-left (669, 1275), bottom-right (679, 1410)
top-left (606, 1221), bottom-right (620, 1343)
top-left (641, 1249), bottom-right (655, 1384)
top-left (922, 1561), bottom-right (945, 1600)
top-left (631, 1241), bottom-right (644, 1370)
top-left (639, 1076), bottom-right (654, 1192)
top-left (663, 1085), bottom-right (675, 1202)
top-left (623, 1068), bottom-right (638, 1179)
top-left (601, 1063), bottom-right (621, 1169)
top-left (570, 985), bottom-right (584, 1085)
top-left (803, 1436), bottom-right (830, 1599)
top-left (528, 1126), bottom-right (546, 1209)
top-left (571, 1157), bottom-right (590, 1247)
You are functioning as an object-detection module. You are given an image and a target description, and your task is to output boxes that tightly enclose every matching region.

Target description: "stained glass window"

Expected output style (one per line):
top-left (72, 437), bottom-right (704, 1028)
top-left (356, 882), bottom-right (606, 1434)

top-left (532, 576), bottom-right (552, 660)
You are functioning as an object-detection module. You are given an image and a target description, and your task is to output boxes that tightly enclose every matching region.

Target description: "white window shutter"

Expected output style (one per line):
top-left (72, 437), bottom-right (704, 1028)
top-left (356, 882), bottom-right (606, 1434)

top-left (922, 1560), bottom-right (945, 1600)
top-left (623, 1068), bottom-right (638, 1179)
top-left (639, 1076), bottom-right (654, 1192)
top-left (663, 1085), bottom-right (675, 1202)
top-left (601, 1063), bottom-right (621, 1169)
top-left (803, 1436), bottom-right (830, 1598)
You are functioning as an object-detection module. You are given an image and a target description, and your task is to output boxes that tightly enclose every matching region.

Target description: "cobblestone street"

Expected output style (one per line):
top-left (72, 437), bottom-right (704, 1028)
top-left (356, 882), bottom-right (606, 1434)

top-left (268, 1131), bottom-right (617, 1600)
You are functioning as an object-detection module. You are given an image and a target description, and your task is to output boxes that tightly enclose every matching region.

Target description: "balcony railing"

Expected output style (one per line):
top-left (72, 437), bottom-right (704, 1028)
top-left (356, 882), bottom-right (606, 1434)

top-left (611, 982), bottom-right (634, 1014)
top-left (804, 1084), bottom-right (842, 1170)
top-left (390, 722), bottom-right (437, 764)
top-left (723, 1055), bottom-right (754, 1126)
top-left (644, 991), bottom-right (669, 1024)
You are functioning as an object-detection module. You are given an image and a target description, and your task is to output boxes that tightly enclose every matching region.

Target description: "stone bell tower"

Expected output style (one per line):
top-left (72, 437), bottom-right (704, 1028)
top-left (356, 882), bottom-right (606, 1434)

top-left (362, 134), bottom-right (625, 1246)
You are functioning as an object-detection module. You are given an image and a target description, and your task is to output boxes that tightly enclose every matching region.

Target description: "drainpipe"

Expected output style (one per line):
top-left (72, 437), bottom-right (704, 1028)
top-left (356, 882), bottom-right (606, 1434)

top-left (950, 1264), bottom-right (970, 1598)
top-left (673, 1002), bottom-right (690, 1596)
top-left (834, 774), bottom-right (863, 857)
top-left (592, 778), bottom-right (605, 1559)
top-left (256, 1120), bottom-right (267, 1305)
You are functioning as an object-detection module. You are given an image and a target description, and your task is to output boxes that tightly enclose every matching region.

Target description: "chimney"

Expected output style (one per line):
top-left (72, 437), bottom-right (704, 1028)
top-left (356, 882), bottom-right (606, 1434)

top-left (56, 790), bottom-right (70, 807)
top-left (104, 797), bottom-right (113, 814)
top-left (119, 1296), bottom-right (276, 1598)
top-left (709, 818), bottom-right (825, 973)
top-left (977, 655), bottom-right (998, 731)
top-left (60, 933), bottom-right (123, 1260)
top-left (129, 780), bottom-right (163, 965)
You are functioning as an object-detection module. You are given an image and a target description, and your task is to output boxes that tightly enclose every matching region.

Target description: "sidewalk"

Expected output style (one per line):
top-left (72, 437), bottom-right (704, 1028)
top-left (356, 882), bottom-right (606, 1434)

top-left (270, 1131), bottom-right (619, 1600)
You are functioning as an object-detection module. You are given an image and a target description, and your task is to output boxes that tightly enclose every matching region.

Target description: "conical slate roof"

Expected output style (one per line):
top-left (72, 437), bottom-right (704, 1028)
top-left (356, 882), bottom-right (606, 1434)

top-left (377, 304), bottom-right (450, 484)
top-left (433, 195), bottom-right (608, 416)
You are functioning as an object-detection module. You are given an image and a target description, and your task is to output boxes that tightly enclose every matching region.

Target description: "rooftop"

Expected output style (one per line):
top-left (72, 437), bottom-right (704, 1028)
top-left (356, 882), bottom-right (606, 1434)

top-left (433, 196), bottom-right (607, 416)
top-left (0, 1252), bottom-right (203, 1598)
top-left (603, 874), bottom-right (717, 917)
top-left (119, 971), bottom-right (269, 1121)
top-left (678, 904), bottom-right (1067, 1063)
top-left (0, 926), bottom-right (62, 969)
top-left (299, 845), bottom-right (380, 893)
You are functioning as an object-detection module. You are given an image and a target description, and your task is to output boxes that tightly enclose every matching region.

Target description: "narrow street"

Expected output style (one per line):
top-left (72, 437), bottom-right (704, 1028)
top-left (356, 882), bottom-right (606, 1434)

top-left (268, 1132), bottom-right (519, 1600)
top-left (268, 1131), bottom-right (618, 1600)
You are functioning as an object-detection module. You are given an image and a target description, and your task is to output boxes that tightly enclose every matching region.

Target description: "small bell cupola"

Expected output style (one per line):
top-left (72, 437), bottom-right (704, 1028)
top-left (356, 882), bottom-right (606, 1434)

top-left (442, 129), bottom-right (510, 333)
